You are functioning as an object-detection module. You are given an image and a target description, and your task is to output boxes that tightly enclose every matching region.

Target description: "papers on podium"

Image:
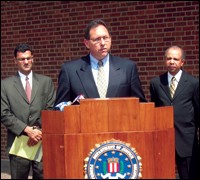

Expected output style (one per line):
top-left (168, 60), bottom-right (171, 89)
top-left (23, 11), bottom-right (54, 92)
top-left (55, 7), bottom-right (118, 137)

top-left (9, 135), bottom-right (42, 162)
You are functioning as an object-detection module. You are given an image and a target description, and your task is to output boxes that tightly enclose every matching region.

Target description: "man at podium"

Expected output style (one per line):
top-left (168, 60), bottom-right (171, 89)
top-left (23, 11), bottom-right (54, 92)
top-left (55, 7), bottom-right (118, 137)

top-left (54, 19), bottom-right (146, 107)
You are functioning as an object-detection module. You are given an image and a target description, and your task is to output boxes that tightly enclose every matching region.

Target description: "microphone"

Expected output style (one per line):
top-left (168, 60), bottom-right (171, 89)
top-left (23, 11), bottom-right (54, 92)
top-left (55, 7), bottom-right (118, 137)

top-left (55, 101), bottom-right (72, 111)
top-left (72, 94), bottom-right (85, 104)
top-left (55, 94), bottom-right (85, 111)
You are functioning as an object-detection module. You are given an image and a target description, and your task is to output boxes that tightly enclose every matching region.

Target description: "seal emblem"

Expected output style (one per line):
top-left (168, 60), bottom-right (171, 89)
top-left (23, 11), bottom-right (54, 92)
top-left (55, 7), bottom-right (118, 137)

top-left (84, 139), bottom-right (142, 179)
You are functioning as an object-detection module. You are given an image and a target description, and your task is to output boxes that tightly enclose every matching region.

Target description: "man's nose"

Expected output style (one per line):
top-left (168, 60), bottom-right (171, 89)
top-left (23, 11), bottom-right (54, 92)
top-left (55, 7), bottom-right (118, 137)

top-left (24, 59), bottom-right (29, 63)
top-left (100, 38), bottom-right (106, 44)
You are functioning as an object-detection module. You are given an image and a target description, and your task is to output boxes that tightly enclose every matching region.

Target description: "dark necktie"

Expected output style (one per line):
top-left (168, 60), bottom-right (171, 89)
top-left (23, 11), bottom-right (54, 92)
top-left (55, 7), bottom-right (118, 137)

top-left (25, 76), bottom-right (31, 102)
top-left (96, 61), bottom-right (107, 98)
top-left (169, 76), bottom-right (176, 98)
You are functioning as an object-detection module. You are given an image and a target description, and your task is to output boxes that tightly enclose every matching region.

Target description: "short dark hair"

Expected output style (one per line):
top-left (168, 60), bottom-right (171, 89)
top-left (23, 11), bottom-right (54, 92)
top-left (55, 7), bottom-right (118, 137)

top-left (14, 43), bottom-right (33, 58)
top-left (84, 19), bottom-right (110, 40)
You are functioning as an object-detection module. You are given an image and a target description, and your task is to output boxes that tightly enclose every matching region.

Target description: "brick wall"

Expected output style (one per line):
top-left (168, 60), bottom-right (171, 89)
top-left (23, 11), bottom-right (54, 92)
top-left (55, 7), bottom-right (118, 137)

top-left (1, 1), bottom-right (199, 159)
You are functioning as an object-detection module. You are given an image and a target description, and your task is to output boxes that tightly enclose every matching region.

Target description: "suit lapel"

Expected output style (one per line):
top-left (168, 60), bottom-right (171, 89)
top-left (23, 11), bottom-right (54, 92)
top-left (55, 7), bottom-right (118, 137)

top-left (159, 73), bottom-right (172, 100)
top-left (76, 55), bottom-right (123, 98)
top-left (14, 73), bottom-right (39, 103)
top-left (13, 73), bottom-right (29, 102)
top-left (172, 71), bottom-right (187, 100)
top-left (106, 56), bottom-right (121, 97)
top-left (31, 73), bottom-right (39, 103)
top-left (160, 71), bottom-right (188, 101)
top-left (76, 56), bottom-right (100, 98)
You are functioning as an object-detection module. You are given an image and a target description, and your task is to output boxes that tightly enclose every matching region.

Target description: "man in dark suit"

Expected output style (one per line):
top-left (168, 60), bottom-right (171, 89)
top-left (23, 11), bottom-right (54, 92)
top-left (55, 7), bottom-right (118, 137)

top-left (55, 19), bottom-right (146, 106)
top-left (150, 46), bottom-right (199, 179)
top-left (1, 43), bottom-right (56, 179)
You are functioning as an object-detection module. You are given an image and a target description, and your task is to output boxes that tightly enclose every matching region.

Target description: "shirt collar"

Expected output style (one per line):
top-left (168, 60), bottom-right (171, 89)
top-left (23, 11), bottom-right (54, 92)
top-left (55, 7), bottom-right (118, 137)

top-left (168, 70), bottom-right (182, 82)
top-left (18, 71), bottom-right (32, 80)
top-left (90, 54), bottom-right (109, 69)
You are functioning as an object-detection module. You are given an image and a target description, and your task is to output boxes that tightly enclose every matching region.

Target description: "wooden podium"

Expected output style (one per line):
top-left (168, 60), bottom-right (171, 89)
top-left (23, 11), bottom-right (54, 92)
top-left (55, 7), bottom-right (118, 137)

top-left (42, 97), bottom-right (175, 179)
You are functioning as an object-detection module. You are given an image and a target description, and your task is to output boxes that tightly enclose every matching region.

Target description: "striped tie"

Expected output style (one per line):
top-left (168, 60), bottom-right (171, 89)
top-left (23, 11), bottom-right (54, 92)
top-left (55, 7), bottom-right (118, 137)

top-left (25, 76), bottom-right (32, 102)
top-left (96, 61), bottom-right (107, 98)
top-left (169, 76), bottom-right (176, 98)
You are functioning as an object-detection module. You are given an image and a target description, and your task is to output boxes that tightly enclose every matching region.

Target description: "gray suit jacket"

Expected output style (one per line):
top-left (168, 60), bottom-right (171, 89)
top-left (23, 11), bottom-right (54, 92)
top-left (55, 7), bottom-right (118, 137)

top-left (1, 72), bottom-right (56, 151)
top-left (55, 54), bottom-right (146, 106)
top-left (150, 70), bottom-right (199, 157)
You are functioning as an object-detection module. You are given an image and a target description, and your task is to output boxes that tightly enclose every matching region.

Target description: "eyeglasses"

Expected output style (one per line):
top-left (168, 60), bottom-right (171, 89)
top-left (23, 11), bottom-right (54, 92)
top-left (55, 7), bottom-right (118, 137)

top-left (16, 57), bottom-right (33, 61)
top-left (89, 36), bottom-right (111, 44)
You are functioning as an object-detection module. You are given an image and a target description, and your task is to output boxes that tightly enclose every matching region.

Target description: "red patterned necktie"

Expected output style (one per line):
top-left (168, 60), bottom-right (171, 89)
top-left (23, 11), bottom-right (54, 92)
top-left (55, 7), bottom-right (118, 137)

top-left (25, 76), bottom-right (31, 102)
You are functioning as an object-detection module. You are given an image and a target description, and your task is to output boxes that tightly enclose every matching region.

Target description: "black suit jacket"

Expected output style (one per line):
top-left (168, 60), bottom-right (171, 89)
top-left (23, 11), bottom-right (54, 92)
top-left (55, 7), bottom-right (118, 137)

top-left (150, 70), bottom-right (199, 157)
top-left (55, 54), bottom-right (146, 105)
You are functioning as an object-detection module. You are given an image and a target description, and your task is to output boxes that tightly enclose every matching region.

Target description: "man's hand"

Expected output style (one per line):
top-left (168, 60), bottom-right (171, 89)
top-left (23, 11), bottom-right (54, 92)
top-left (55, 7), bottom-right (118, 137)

top-left (24, 126), bottom-right (42, 146)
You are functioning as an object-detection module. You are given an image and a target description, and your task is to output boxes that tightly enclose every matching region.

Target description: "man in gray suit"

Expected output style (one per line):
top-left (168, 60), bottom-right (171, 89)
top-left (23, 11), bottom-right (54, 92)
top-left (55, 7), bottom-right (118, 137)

top-left (1, 43), bottom-right (56, 179)
top-left (150, 46), bottom-right (199, 179)
top-left (55, 19), bottom-right (146, 106)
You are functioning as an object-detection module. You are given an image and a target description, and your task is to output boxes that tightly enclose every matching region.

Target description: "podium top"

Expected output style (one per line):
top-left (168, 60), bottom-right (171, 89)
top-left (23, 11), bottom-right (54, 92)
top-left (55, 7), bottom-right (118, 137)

top-left (42, 97), bottom-right (174, 134)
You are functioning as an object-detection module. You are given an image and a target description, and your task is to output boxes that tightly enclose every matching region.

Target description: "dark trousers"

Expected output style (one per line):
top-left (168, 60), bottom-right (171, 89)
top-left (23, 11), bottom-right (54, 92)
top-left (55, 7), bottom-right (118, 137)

top-left (176, 150), bottom-right (199, 179)
top-left (9, 155), bottom-right (43, 179)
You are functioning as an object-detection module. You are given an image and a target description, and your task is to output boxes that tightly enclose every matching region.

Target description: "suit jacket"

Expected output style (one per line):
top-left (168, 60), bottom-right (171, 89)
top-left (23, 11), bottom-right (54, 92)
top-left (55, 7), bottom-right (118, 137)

top-left (55, 54), bottom-right (146, 105)
top-left (150, 70), bottom-right (199, 157)
top-left (1, 72), bottom-right (56, 151)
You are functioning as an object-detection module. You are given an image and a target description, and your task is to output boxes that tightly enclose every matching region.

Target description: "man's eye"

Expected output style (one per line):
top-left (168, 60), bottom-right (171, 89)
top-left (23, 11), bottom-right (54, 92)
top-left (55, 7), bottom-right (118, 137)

top-left (94, 37), bottom-right (101, 42)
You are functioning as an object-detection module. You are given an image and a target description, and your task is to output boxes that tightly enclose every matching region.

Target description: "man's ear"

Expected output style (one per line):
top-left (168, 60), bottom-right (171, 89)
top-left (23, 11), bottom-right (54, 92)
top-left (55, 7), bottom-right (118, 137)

top-left (14, 57), bottom-right (17, 64)
top-left (181, 59), bottom-right (185, 67)
top-left (84, 39), bottom-right (90, 49)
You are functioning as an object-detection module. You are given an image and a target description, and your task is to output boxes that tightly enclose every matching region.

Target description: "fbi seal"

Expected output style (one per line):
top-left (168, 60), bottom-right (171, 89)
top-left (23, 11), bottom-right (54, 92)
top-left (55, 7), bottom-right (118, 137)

top-left (84, 139), bottom-right (142, 179)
